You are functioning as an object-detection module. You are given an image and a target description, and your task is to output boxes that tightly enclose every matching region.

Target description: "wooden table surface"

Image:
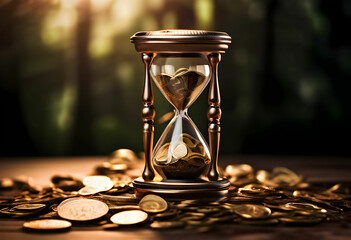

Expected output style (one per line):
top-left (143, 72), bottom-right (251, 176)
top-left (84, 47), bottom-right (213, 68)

top-left (0, 156), bottom-right (350, 240)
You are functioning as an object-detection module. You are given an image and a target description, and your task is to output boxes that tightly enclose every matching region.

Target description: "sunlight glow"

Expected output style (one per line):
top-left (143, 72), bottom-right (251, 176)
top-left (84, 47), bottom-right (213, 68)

top-left (146, 0), bottom-right (164, 11)
top-left (91, 0), bottom-right (112, 11)
top-left (112, 0), bottom-right (143, 33)
top-left (89, 16), bottom-right (114, 58)
top-left (55, 85), bottom-right (75, 131)
top-left (162, 11), bottom-right (177, 29)
top-left (194, 0), bottom-right (214, 29)
top-left (41, 8), bottom-right (77, 47)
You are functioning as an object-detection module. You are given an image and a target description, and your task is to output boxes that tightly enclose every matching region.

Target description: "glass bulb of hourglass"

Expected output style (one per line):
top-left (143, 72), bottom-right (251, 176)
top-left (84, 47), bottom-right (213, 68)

top-left (150, 54), bottom-right (212, 180)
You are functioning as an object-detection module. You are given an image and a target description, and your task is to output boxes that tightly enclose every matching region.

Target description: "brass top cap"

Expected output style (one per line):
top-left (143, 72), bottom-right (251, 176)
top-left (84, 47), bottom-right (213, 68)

top-left (131, 29), bottom-right (231, 53)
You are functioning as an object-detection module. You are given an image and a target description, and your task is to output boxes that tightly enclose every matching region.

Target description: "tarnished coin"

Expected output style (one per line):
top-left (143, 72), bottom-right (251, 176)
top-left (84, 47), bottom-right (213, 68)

top-left (82, 176), bottom-right (114, 192)
top-left (150, 220), bottom-right (185, 229)
top-left (172, 142), bottom-right (188, 159)
top-left (14, 203), bottom-right (46, 211)
top-left (23, 219), bottom-right (72, 230)
top-left (139, 194), bottom-right (168, 213)
top-left (57, 198), bottom-right (109, 221)
top-left (232, 204), bottom-right (271, 219)
top-left (110, 210), bottom-right (148, 225)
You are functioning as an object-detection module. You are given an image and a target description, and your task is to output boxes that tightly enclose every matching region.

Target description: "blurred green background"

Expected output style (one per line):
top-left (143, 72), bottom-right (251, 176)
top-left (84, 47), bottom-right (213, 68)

top-left (0, 0), bottom-right (350, 157)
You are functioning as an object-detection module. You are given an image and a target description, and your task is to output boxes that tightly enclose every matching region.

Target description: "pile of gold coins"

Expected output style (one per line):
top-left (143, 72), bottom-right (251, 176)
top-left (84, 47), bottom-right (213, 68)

top-left (154, 134), bottom-right (210, 180)
top-left (0, 149), bottom-right (350, 232)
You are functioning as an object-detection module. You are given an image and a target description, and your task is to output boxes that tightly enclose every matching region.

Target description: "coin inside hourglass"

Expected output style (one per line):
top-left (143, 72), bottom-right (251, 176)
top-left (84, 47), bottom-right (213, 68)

top-left (151, 66), bottom-right (211, 180)
top-left (154, 133), bottom-right (210, 180)
top-left (154, 68), bottom-right (207, 111)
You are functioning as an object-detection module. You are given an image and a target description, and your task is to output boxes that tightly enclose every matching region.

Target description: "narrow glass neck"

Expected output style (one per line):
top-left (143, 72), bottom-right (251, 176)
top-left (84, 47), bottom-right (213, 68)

top-left (174, 109), bottom-right (188, 116)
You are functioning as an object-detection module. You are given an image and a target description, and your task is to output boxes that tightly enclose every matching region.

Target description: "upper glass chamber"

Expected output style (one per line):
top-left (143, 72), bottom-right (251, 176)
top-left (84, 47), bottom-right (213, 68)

top-left (150, 53), bottom-right (211, 111)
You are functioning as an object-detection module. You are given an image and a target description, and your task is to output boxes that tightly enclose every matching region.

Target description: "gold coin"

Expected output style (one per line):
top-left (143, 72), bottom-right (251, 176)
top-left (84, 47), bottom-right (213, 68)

top-left (57, 198), bottom-right (109, 221)
top-left (98, 192), bottom-right (139, 204)
top-left (232, 204), bottom-right (271, 219)
top-left (0, 207), bottom-right (36, 217)
top-left (100, 161), bottom-right (128, 172)
top-left (0, 177), bottom-right (14, 189)
top-left (23, 219), bottom-right (72, 230)
top-left (271, 211), bottom-right (294, 218)
top-left (256, 167), bottom-right (303, 188)
top-left (78, 186), bottom-right (100, 196)
top-left (108, 205), bottom-right (140, 211)
top-left (14, 203), bottom-right (46, 211)
top-left (82, 176), bottom-right (114, 192)
top-left (284, 202), bottom-right (326, 212)
top-left (182, 133), bottom-right (200, 147)
top-left (172, 142), bottom-right (188, 159)
top-left (139, 194), bottom-right (168, 213)
top-left (109, 149), bottom-right (139, 164)
top-left (225, 164), bottom-right (254, 178)
top-left (110, 210), bottom-right (148, 225)
top-left (174, 68), bottom-right (189, 76)
top-left (154, 144), bottom-right (170, 164)
top-left (158, 111), bottom-right (175, 124)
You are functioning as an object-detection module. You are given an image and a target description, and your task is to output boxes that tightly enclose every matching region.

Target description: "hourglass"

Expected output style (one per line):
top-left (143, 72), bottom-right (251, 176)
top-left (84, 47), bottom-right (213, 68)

top-left (131, 30), bottom-right (231, 200)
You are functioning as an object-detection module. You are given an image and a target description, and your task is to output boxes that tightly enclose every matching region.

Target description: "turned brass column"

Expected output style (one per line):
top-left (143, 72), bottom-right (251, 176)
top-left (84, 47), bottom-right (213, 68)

top-left (141, 53), bottom-right (155, 181)
top-left (207, 53), bottom-right (222, 181)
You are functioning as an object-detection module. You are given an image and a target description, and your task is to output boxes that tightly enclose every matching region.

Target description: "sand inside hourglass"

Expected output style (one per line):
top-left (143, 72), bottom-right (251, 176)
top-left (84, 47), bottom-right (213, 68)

top-left (153, 68), bottom-right (211, 180)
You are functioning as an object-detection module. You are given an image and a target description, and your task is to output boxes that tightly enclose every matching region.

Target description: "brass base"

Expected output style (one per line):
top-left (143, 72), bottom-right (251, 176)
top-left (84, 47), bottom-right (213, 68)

top-left (132, 177), bottom-right (230, 201)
